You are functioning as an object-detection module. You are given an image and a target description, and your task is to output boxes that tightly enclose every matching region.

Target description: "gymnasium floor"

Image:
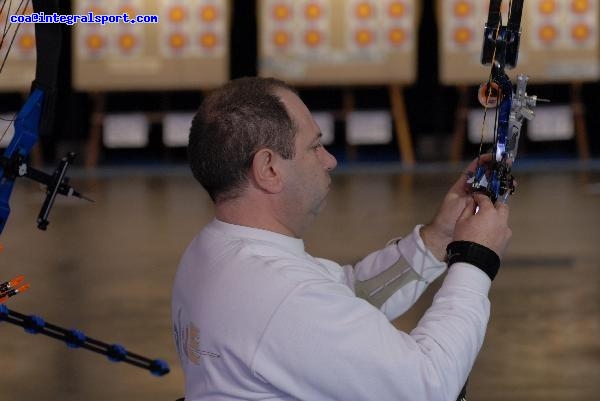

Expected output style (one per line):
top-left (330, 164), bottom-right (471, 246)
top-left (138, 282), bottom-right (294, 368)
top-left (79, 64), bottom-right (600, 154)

top-left (0, 161), bottom-right (598, 401)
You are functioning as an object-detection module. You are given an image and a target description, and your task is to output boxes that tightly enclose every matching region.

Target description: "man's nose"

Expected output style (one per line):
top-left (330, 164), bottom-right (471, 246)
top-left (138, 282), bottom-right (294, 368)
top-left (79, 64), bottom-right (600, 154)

top-left (322, 148), bottom-right (337, 171)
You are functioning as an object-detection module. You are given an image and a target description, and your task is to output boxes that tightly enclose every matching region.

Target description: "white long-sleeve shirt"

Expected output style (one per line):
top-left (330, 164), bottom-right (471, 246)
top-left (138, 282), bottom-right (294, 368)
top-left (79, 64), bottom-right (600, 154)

top-left (172, 219), bottom-right (491, 401)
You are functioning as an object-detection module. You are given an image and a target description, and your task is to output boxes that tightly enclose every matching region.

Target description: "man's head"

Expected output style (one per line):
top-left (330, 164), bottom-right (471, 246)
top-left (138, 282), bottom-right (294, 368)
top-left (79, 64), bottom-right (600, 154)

top-left (189, 76), bottom-right (337, 236)
top-left (188, 77), bottom-right (298, 203)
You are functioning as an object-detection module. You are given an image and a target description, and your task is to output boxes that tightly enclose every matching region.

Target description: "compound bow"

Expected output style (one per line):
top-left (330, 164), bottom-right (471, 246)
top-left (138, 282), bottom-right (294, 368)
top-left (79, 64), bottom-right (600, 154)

top-left (468, 0), bottom-right (541, 204)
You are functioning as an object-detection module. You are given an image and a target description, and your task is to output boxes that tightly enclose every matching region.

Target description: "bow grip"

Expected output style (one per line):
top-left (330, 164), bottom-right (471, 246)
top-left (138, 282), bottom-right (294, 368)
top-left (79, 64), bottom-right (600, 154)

top-left (0, 89), bottom-right (44, 234)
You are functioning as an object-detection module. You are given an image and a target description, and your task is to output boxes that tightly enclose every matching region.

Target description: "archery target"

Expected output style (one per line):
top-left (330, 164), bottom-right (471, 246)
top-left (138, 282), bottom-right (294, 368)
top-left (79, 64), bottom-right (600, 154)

top-left (442, 0), bottom-right (483, 53)
top-left (76, 1), bottom-right (146, 59)
top-left (259, 0), bottom-right (417, 84)
top-left (385, 1), bottom-right (412, 48)
top-left (263, 0), bottom-right (298, 56)
top-left (0, 3), bottom-right (36, 90)
top-left (73, 0), bottom-right (229, 90)
top-left (160, 0), bottom-right (227, 58)
top-left (0, 4), bottom-right (36, 61)
top-left (347, 0), bottom-right (380, 54)
top-left (114, 1), bottom-right (144, 57)
top-left (299, 1), bottom-right (330, 55)
top-left (442, 0), bottom-right (512, 53)
top-left (76, 2), bottom-right (110, 59)
top-left (529, 0), bottom-right (598, 49)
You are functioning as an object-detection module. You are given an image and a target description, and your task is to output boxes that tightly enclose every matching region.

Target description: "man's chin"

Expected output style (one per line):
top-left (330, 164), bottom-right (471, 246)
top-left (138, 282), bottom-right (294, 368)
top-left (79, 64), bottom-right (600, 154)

top-left (314, 199), bottom-right (328, 215)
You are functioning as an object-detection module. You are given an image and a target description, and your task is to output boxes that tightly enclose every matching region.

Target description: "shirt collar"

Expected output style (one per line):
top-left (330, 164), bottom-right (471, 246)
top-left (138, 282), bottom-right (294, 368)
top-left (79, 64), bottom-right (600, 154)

top-left (208, 218), bottom-right (306, 256)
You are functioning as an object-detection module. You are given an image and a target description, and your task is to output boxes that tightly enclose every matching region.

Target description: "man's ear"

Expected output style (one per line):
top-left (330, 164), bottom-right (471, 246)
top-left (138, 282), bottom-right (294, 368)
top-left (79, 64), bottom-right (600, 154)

top-left (250, 149), bottom-right (284, 194)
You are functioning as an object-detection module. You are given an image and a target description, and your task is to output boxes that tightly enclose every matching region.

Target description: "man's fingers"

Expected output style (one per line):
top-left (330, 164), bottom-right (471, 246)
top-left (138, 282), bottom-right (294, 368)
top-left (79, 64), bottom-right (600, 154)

top-left (473, 193), bottom-right (494, 210)
top-left (458, 196), bottom-right (476, 221)
top-left (465, 153), bottom-right (494, 175)
top-left (495, 197), bottom-right (510, 217)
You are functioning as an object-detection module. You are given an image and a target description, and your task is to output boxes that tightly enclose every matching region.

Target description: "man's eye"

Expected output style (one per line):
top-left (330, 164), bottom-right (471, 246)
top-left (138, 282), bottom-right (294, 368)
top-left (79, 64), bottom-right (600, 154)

top-left (313, 143), bottom-right (323, 150)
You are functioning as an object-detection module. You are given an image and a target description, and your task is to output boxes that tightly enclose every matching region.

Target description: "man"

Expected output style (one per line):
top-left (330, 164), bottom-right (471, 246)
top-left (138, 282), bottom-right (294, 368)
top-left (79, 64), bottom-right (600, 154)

top-left (172, 77), bottom-right (511, 401)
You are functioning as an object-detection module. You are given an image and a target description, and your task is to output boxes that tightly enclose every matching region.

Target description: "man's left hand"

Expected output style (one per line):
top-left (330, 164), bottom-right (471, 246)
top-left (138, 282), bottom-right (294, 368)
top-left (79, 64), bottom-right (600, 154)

top-left (420, 154), bottom-right (494, 261)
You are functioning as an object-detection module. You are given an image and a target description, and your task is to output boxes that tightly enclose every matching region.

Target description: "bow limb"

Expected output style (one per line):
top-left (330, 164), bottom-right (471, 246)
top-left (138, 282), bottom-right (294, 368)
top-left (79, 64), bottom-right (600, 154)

top-left (0, 0), bottom-right (62, 233)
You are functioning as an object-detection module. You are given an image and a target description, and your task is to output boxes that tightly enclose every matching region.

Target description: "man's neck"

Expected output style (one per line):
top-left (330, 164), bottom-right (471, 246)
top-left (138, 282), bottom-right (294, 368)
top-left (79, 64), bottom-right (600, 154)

top-left (215, 196), bottom-right (301, 238)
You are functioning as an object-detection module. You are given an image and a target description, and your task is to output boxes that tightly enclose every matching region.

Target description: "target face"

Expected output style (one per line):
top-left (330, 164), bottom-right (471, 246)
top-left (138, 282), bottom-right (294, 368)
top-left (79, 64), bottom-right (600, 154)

top-left (73, 0), bottom-right (229, 90)
top-left (440, 0), bottom-right (599, 84)
top-left (259, 0), bottom-right (417, 84)
top-left (388, 1), bottom-right (406, 18)
top-left (305, 2), bottom-right (323, 19)
top-left (272, 3), bottom-right (293, 20)
top-left (168, 5), bottom-right (188, 22)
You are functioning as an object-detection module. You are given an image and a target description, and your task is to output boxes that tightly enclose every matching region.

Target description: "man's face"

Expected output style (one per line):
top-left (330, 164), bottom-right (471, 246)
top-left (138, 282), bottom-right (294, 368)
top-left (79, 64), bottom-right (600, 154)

top-left (277, 89), bottom-right (337, 227)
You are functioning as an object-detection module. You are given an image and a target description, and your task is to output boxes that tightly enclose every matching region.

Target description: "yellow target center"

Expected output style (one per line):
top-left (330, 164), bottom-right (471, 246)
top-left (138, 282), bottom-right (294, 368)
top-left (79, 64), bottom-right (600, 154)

top-left (571, 23), bottom-right (590, 41)
top-left (273, 4), bottom-right (291, 21)
top-left (119, 33), bottom-right (136, 50)
top-left (18, 34), bottom-right (35, 50)
top-left (388, 27), bottom-right (406, 44)
top-left (454, 27), bottom-right (472, 44)
top-left (169, 6), bottom-right (186, 23)
top-left (539, 25), bottom-right (557, 42)
top-left (200, 32), bottom-right (217, 48)
top-left (273, 30), bottom-right (290, 47)
top-left (170, 33), bottom-right (186, 49)
top-left (389, 2), bottom-right (406, 18)
top-left (305, 4), bottom-right (322, 20)
top-left (572, 0), bottom-right (589, 13)
top-left (355, 29), bottom-right (373, 46)
top-left (305, 29), bottom-right (322, 47)
top-left (86, 34), bottom-right (104, 50)
top-left (356, 3), bottom-right (373, 19)
top-left (539, 0), bottom-right (556, 14)
top-left (454, 1), bottom-right (471, 17)
top-left (201, 6), bottom-right (217, 22)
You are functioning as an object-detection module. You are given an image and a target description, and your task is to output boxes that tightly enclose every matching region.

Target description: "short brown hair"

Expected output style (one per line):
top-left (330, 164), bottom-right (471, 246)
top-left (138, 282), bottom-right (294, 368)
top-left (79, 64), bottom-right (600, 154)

top-left (188, 77), bottom-right (297, 202)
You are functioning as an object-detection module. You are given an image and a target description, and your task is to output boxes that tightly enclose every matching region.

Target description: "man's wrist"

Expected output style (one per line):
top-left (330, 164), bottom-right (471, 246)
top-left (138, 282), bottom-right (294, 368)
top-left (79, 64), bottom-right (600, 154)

top-left (420, 224), bottom-right (452, 262)
top-left (446, 240), bottom-right (500, 281)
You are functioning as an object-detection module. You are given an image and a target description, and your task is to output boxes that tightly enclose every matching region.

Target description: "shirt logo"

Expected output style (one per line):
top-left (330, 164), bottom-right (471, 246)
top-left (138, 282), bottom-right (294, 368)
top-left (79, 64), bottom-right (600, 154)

top-left (174, 309), bottom-right (220, 365)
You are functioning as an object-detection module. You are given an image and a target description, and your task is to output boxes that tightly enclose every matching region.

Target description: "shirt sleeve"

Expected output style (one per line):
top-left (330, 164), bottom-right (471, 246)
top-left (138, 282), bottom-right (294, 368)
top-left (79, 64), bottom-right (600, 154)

top-left (251, 263), bottom-right (491, 401)
top-left (343, 225), bottom-right (447, 320)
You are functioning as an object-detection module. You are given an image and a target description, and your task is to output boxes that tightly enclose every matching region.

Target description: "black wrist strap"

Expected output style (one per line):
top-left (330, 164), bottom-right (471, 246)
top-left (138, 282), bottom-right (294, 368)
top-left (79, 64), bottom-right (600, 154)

top-left (446, 241), bottom-right (500, 281)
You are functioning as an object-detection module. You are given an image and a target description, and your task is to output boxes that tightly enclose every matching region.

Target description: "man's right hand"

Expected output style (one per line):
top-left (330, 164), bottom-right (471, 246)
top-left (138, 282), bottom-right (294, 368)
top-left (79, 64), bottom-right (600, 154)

top-left (452, 193), bottom-right (512, 258)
